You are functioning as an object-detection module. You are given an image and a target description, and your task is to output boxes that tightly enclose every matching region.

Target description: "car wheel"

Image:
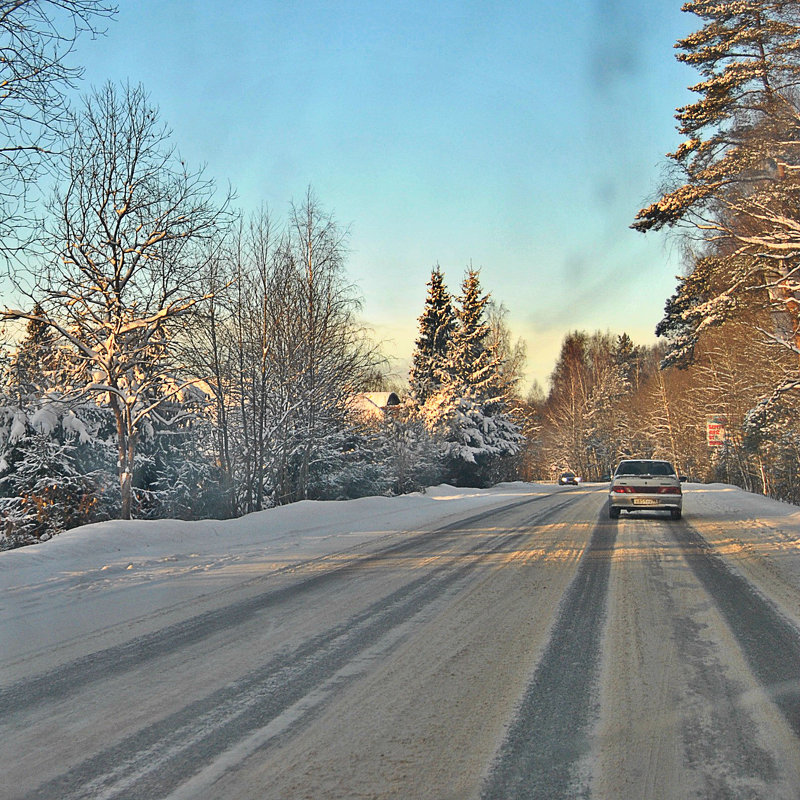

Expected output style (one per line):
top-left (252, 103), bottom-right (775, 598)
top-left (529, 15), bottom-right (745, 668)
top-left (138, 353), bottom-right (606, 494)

top-left (670, 508), bottom-right (681, 520)
top-left (609, 506), bottom-right (620, 519)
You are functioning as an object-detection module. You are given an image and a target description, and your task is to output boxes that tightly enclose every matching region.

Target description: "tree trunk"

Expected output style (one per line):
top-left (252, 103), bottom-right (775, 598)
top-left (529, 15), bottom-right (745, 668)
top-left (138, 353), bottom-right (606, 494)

top-left (111, 396), bottom-right (134, 520)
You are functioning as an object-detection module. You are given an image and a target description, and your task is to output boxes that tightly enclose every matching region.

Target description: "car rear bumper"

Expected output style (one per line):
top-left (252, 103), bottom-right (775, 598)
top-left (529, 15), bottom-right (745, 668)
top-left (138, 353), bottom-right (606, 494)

top-left (608, 494), bottom-right (682, 512)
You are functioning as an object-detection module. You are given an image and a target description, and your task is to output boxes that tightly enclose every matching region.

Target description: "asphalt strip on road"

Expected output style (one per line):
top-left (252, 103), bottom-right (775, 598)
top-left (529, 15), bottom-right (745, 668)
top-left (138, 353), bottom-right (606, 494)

top-left (481, 511), bottom-right (617, 800)
top-left (670, 522), bottom-right (800, 737)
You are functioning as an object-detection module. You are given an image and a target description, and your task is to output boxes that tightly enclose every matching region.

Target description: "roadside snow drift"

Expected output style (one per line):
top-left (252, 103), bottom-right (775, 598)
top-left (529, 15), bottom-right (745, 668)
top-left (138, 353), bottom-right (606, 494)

top-left (0, 483), bottom-right (550, 677)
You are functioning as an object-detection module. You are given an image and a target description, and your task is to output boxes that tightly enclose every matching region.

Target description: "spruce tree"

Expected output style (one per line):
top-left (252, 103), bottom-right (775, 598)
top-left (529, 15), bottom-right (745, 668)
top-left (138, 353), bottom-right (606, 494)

top-left (8, 304), bottom-right (62, 401)
top-left (425, 268), bottom-right (522, 486)
top-left (450, 268), bottom-right (493, 396)
top-left (408, 266), bottom-right (455, 405)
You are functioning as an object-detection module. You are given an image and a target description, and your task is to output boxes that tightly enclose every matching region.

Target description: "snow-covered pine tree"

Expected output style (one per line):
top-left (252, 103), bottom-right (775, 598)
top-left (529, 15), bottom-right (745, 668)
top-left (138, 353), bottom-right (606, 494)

top-left (635, 1), bottom-right (800, 380)
top-left (408, 266), bottom-right (456, 406)
top-left (0, 397), bottom-right (117, 548)
top-left (0, 432), bottom-right (86, 546)
top-left (0, 303), bottom-right (120, 546)
top-left (131, 380), bottom-right (224, 520)
top-left (381, 409), bottom-right (444, 493)
top-left (634, 1), bottom-right (800, 233)
top-left (423, 268), bottom-right (522, 486)
top-left (450, 268), bottom-right (493, 393)
top-left (613, 333), bottom-right (640, 389)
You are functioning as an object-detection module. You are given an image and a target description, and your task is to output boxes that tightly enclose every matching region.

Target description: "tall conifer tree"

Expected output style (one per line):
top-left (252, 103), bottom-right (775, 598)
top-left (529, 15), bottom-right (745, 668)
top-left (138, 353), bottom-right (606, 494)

top-left (423, 268), bottom-right (522, 486)
top-left (635, 1), bottom-right (800, 380)
top-left (450, 268), bottom-right (493, 396)
top-left (408, 266), bottom-right (455, 405)
top-left (8, 304), bottom-right (63, 402)
top-left (635, 1), bottom-right (800, 232)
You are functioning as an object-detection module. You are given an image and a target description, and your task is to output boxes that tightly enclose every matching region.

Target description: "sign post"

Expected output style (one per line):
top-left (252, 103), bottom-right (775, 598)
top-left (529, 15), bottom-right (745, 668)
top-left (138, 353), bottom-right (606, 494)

top-left (706, 415), bottom-right (727, 447)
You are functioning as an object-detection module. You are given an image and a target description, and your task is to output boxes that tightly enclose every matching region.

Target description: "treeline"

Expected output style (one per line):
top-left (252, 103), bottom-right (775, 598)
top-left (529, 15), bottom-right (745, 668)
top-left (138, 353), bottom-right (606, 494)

top-left (4, 1), bottom-right (800, 548)
top-left (0, 2), bottom-right (525, 550)
top-left (521, 324), bottom-right (800, 503)
top-left (0, 253), bottom-right (525, 549)
top-left (509, 0), bottom-right (800, 502)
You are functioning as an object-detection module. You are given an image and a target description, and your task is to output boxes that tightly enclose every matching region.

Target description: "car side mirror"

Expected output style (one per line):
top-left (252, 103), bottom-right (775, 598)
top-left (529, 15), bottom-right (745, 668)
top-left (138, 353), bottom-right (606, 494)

top-left (680, 476), bottom-right (687, 482)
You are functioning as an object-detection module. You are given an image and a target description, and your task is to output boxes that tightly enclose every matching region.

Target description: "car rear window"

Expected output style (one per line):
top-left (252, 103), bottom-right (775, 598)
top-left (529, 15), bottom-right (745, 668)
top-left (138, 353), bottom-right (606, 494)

top-left (615, 460), bottom-right (675, 476)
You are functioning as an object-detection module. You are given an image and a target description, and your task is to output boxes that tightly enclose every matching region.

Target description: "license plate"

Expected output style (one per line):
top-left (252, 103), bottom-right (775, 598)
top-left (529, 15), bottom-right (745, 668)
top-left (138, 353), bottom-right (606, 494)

top-left (632, 498), bottom-right (659, 505)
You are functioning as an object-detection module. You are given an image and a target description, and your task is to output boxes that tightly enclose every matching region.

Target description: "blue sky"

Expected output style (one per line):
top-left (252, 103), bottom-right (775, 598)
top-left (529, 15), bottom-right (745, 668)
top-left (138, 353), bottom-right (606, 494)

top-left (73, 1), bottom-right (696, 388)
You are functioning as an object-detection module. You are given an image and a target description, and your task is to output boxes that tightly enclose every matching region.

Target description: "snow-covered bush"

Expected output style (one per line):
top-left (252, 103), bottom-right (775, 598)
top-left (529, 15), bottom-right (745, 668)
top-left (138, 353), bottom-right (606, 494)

top-left (0, 431), bottom-right (107, 549)
top-left (381, 411), bottom-right (444, 494)
top-left (0, 396), bottom-right (120, 548)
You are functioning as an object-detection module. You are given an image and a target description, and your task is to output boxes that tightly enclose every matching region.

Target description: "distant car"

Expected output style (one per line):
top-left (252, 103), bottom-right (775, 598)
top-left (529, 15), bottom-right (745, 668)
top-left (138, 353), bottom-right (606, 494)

top-left (608, 459), bottom-right (683, 520)
top-left (558, 471), bottom-right (579, 485)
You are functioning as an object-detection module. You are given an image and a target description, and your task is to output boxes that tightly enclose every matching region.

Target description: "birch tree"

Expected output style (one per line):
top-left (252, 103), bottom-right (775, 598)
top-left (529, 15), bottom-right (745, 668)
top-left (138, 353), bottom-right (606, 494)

top-left (543, 331), bottom-right (591, 477)
top-left (181, 249), bottom-right (237, 515)
top-left (186, 192), bottom-right (381, 508)
top-left (276, 189), bottom-right (380, 502)
top-left (2, 82), bottom-right (231, 519)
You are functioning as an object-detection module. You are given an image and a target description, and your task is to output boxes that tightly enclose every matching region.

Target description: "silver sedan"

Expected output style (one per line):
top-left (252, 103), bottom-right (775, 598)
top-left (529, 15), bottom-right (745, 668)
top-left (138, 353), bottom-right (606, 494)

top-left (608, 459), bottom-right (683, 520)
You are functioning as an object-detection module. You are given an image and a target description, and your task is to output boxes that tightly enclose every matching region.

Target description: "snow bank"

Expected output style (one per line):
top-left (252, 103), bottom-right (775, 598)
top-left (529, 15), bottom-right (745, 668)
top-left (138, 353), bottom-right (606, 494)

top-left (0, 483), bottom-right (546, 590)
top-left (0, 483), bottom-right (549, 679)
top-left (682, 483), bottom-right (800, 631)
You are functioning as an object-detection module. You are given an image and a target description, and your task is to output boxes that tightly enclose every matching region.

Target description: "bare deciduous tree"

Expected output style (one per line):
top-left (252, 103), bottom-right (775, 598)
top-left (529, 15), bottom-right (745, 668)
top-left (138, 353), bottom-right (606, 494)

top-left (2, 82), bottom-right (232, 519)
top-left (0, 0), bottom-right (116, 258)
top-left (186, 191), bottom-right (382, 510)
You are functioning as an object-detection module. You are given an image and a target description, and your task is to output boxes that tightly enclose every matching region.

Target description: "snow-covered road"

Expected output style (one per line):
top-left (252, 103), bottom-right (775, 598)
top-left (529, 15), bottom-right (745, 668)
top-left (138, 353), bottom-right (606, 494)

top-left (2, 482), bottom-right (800, 799)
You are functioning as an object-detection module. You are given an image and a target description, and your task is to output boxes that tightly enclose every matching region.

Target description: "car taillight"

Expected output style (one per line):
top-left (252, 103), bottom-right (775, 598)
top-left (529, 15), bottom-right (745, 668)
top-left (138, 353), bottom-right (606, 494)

top-left (612, 486), bottom-right (634, 493)
top-left (658, 487), bottom-right (681, 494)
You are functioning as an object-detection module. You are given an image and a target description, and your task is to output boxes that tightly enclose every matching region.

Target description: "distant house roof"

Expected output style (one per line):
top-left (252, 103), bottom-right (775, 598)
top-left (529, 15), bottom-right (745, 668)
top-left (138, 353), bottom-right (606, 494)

top-left (350, 391), bottom-right (402, 418)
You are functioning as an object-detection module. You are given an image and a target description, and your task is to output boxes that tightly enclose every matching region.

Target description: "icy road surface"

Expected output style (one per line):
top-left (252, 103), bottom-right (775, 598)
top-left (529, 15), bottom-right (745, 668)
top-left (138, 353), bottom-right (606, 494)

top-left (2, 482), bottom-right (800, 799)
